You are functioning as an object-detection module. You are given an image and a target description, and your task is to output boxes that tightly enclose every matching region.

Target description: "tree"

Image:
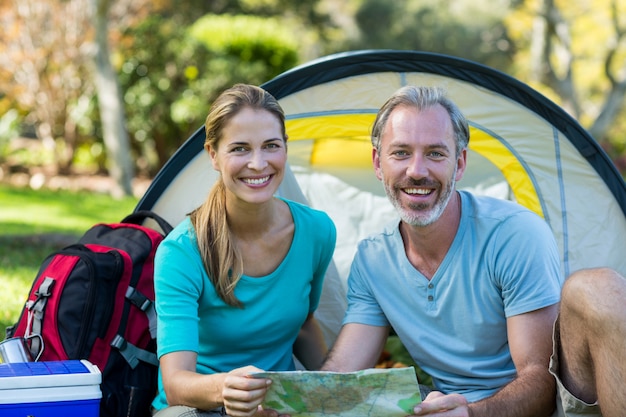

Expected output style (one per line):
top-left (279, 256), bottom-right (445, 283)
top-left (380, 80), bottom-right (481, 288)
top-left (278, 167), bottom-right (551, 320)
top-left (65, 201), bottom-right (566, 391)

top-left (0, 0), bottom-right (151, 195)
top-left (506, 0), bottom-right (626, 170)
top-left (92, 0), bottom-right (134, 197)
top-left (0, 0), bottom-right (333, 186)
top-left (344, 0), bottom-right (516, 71)
top-left (339, 0), bottom-right (625, 173)
top-left (0, 0), bottom-right (94, 174)
top-left (118, 13), bottom-right (300, 174)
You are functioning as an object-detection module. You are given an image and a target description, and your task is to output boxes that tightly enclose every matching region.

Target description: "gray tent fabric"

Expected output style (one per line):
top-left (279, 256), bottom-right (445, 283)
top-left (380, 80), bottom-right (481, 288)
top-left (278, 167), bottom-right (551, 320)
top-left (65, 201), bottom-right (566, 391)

top-left (136, 50), bottom-right (626, 345)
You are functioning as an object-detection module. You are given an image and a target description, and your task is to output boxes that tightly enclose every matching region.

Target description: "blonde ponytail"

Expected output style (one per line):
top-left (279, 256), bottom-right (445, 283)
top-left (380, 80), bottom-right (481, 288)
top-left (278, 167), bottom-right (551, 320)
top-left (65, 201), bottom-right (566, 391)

top-left (191, 179), bottom-right (243, 307)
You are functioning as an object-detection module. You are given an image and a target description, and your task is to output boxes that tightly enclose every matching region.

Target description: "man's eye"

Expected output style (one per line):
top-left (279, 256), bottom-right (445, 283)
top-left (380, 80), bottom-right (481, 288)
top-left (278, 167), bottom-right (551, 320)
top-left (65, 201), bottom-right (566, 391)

top-left (231, 146), bottom-right (247, 152)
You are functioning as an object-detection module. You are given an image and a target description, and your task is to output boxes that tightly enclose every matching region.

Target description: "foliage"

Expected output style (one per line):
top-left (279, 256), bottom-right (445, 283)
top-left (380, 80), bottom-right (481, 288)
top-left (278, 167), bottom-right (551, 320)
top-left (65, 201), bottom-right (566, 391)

top-left (0, 0), bottom-right (154, 179)
top-left (189, 14), bottom-right (298, 70)
top-left (505, 0), bottom-right (626, 162)
top-left (336, 0), bottom-right (626, 174)
top-left (117, 15), bottom-right (210, 175)
top-left (118, 13), bottom-right (300, 175)
top-left (0, 0), bottom-right (95, 174)
top-left (383, 336), bottom-right (433, 388)
top-left (0, 0), bottom-right (331, 181)
top-left (344, 0), bottom-right (515, 71)
top-left (1, 0), bottom-right (625, 178)
top-left (0, 184), bottom-right (139, 340)
top-left (0, 109), bottom-right (20, 162)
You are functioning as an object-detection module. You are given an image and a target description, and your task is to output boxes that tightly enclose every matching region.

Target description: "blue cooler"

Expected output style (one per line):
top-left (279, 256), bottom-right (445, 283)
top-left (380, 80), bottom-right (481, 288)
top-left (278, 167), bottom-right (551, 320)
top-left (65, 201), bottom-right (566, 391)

top-left (0, 359), bottom-right (101, 417)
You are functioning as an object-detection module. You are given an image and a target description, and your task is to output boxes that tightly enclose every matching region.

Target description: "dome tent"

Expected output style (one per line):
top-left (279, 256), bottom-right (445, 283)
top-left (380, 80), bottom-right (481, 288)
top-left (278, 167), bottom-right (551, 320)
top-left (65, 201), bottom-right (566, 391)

top-left (136, 50), bottom-right (626, 345)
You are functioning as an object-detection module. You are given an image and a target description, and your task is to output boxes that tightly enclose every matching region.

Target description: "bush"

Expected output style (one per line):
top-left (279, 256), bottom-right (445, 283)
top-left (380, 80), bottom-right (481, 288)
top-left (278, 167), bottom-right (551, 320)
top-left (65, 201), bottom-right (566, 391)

top-left (118, 14), bottom-right (300, 176)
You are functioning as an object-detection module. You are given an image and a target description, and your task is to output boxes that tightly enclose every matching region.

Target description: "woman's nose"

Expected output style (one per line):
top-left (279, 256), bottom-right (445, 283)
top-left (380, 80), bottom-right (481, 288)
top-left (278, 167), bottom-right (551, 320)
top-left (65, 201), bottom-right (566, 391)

top-left (248, 150), bottom-right (268, 170)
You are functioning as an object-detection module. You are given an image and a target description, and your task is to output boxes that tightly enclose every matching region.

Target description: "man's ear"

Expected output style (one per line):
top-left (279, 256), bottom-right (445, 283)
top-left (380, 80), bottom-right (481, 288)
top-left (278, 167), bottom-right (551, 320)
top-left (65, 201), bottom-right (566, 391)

top-left (372, 147), bottom-right (383, 181)
top-left (455, 148), bottom-right (467, 182)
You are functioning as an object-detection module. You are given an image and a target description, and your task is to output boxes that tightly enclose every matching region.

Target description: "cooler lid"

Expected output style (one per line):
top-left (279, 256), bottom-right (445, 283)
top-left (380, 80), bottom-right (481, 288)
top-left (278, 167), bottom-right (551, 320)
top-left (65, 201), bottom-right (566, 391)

top-left (0, 360), bottom-right (101, 390)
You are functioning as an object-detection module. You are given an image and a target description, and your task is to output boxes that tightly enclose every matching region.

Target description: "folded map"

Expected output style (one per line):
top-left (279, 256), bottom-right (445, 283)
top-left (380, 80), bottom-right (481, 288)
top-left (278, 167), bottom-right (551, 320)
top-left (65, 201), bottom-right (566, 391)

top-left (251, 367), bottom-right (421, 417)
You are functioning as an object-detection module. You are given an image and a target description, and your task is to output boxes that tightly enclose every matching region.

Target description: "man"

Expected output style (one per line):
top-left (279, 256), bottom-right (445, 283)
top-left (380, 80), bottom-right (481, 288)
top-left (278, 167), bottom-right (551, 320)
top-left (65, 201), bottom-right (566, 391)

top-left (321, 85), bottom-right (626, 417)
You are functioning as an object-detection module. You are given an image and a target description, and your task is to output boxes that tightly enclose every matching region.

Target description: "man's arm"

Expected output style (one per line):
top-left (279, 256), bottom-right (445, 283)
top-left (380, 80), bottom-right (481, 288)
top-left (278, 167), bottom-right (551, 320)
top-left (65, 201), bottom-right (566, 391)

top-left (321, 323), bottom-right (390, 372)
top-left (471, 304), bottom-right (558, 416)
top-left (415, 304), bottom-right (558, 417)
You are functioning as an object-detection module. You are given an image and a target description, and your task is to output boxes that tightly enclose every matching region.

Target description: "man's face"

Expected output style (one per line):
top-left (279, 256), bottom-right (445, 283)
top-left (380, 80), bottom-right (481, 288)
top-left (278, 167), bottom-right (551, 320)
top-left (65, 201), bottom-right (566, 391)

top-left (373, 104), bottom-right (466, 227)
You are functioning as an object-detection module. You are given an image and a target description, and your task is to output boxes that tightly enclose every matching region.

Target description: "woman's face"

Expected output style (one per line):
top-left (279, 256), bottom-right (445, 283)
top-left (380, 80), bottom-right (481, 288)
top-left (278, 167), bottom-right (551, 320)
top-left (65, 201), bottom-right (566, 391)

top-left (208, 107), bottom-right (287, 205)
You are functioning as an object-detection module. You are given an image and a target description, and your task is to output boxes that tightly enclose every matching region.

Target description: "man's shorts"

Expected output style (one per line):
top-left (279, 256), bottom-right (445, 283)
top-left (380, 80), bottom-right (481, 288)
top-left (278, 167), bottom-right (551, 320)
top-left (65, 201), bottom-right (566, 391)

top-left (549, 317), bottom-right (601, 417)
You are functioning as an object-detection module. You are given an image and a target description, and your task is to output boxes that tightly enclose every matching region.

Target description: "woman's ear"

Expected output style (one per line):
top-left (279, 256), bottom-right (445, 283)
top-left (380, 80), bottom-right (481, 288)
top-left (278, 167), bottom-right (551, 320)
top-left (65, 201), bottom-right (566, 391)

top-left (206, 144), bottom-right (219, 171)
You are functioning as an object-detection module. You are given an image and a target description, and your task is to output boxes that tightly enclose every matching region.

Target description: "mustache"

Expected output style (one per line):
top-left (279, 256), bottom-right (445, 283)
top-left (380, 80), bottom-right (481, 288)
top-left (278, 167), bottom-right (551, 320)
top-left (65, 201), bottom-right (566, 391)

top-left (396, 178), bottom-right (440, 189)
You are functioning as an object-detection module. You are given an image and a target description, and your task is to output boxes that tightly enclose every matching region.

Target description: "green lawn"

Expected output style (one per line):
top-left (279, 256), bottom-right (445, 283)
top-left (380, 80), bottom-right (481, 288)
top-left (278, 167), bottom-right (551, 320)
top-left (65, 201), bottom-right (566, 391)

top-left (0, 184), bottom-right (139, 340)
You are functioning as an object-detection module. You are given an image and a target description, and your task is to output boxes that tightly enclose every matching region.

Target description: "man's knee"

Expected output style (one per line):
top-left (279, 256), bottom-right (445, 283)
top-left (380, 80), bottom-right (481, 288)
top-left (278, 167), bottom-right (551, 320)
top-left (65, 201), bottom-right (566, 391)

top-left (562, 267), bottom-right (625, 322)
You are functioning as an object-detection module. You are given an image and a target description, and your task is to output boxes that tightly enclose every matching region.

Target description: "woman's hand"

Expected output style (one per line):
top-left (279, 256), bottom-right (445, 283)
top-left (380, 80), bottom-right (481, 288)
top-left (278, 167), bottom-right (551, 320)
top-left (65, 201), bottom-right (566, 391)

top-left (222, 366), bottom-right (275, 417)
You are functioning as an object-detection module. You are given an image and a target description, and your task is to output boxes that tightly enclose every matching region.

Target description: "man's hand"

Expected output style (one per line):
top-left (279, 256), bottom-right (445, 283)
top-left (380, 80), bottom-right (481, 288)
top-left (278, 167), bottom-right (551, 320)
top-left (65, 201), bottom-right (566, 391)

top-left (412, 391), bottom-right (470, 416)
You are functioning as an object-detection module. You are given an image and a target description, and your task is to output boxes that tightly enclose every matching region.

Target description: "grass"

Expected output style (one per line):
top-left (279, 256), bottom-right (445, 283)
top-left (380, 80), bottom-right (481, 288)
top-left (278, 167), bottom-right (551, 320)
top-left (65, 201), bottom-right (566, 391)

top-left (0, 183), bottom-right (139, 340)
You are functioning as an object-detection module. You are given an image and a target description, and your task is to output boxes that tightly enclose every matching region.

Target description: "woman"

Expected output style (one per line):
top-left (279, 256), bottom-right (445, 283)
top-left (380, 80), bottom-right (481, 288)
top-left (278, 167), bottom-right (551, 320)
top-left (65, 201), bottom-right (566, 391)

top-left (151, 84), bottom-right (336, 417)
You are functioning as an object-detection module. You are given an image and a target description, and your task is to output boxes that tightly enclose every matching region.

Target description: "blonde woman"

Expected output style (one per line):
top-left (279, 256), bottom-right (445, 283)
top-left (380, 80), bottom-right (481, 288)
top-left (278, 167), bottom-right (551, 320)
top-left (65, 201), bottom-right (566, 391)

top-left (152, 84), bottom-right (336, 417)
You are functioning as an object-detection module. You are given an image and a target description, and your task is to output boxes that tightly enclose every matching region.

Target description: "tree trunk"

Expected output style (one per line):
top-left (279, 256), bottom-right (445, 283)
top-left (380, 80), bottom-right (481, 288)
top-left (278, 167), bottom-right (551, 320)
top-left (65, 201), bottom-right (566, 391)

top-left (92, 0), bottom-right (134, 197)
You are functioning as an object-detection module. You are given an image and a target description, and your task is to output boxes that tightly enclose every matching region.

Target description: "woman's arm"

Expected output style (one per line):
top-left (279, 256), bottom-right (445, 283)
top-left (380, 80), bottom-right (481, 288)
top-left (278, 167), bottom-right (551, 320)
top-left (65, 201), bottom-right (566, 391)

top-left (292, 313), bottom-right (328, 370)
top-left (160, 351), bottom-right (272, 417)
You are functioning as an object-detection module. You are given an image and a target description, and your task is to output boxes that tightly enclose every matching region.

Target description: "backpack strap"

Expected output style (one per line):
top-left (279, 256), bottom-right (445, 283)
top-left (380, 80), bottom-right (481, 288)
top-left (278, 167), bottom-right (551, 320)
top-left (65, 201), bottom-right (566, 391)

top-left (27, 276), bottom-right (56, 357)
top-left (125, 287), bottom-right (157, 339)
top-left (121, 210), bottom-right (174, 235)
top-left (110, 335), bottom-right (159, 368)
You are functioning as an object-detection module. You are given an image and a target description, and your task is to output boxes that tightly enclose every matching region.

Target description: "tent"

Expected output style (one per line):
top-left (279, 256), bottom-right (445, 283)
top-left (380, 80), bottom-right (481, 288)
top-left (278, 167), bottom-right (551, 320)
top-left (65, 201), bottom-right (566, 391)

top-left (135, 50), bottom-right (626, 345)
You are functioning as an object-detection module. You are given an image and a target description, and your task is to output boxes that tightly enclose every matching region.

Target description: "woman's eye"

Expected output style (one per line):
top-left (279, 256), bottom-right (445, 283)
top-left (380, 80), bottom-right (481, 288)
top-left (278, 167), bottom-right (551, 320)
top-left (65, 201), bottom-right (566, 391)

top-left (266, 142), bottom-right (281, 149)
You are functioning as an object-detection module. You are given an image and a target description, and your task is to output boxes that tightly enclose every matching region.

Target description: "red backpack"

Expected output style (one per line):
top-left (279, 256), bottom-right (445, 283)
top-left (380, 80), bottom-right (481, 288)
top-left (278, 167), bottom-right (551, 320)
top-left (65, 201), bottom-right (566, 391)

top-left (6, 210), bottom-right (173, 417)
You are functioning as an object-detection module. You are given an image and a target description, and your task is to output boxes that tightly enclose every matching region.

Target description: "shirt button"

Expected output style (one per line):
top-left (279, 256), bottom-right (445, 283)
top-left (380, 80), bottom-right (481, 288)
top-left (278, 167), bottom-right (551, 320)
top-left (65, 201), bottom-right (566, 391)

top-left (428, 295), bottom-right (434, 301)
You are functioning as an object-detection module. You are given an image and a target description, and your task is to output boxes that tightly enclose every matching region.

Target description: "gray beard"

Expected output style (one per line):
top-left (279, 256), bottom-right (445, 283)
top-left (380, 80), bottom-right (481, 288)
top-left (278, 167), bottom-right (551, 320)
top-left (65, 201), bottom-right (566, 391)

top-left (383, 171), bottom-right (456, 227)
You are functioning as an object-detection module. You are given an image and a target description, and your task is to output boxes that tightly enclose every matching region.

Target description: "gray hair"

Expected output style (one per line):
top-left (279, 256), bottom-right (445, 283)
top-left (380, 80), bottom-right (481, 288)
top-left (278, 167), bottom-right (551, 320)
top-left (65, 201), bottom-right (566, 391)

top-left (371, 86), bottom-right (469, 155)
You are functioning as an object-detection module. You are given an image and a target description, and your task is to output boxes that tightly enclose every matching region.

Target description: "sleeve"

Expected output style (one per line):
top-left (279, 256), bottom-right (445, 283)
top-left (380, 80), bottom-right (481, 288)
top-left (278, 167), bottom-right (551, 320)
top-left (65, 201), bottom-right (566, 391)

top-left (154, 225), bottom-right (205, 358)
top-left (491, 210), bottom-right (564, 317)
top-left (342, 241), bottom-right (389, 327)
top-left (308, 212), bottom-right (337, 313)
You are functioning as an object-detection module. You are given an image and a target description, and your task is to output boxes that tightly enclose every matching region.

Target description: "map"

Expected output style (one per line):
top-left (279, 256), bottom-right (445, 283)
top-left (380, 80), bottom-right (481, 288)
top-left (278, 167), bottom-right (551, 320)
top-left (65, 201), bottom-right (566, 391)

top-left (251, 367), bottom-right (421, 417)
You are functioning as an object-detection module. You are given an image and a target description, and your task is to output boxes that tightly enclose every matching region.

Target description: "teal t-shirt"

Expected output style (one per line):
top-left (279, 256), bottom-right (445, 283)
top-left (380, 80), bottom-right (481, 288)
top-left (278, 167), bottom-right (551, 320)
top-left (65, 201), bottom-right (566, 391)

top-left (152, 198), bottom-right (336, 410)
top-left (343, 191), bottom-right (563, 402)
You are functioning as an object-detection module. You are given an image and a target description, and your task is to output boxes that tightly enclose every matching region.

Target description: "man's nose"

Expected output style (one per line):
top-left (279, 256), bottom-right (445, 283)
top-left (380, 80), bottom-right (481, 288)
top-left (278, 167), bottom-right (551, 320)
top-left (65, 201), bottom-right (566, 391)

top-left (406, 155), bottom-right (428, 178)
